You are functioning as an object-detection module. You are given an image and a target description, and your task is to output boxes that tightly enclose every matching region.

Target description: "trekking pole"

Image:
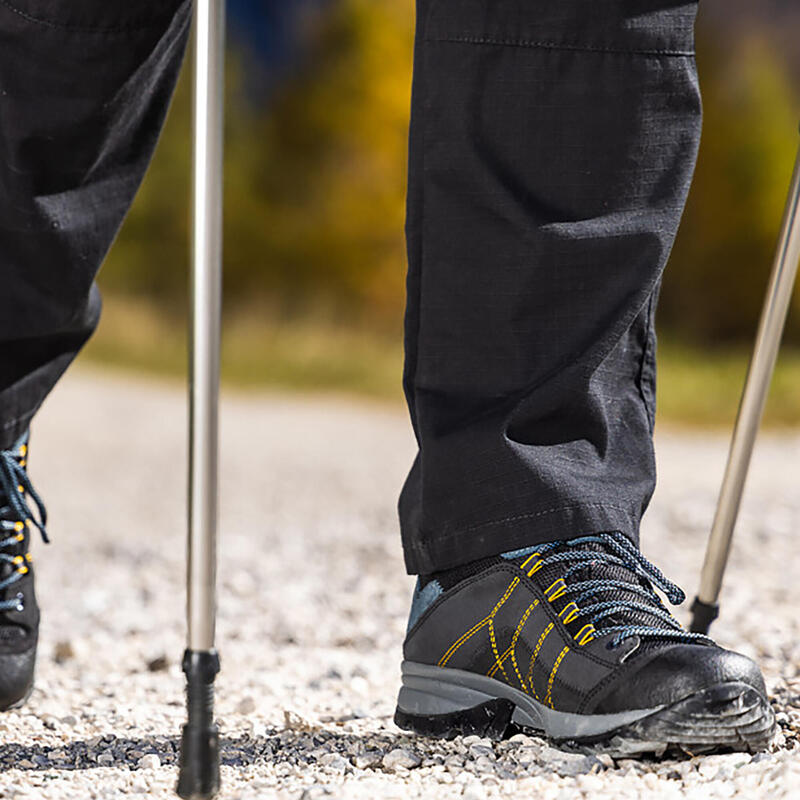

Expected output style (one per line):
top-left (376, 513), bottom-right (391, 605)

top-left (177, 0), bottom-right (225, 796)
top-left (690, 127), bottom-right (800, 635)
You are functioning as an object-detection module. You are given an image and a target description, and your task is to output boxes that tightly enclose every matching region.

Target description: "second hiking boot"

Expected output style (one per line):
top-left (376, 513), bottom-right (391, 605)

top-left (0, 434), bottom-right (49, 710)
top-left (395, 531), bottom-right (775, 755)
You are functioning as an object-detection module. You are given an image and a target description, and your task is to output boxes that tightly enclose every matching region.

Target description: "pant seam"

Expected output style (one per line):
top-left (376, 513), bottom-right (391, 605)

top-left (426, 36), bottom-right (695, 58)
top-left (414, 502), bottom-right (635, 551)
top-left (0, 0), bottom-right (186, 34)
top-left (637, 291), bottom-right (658, 433)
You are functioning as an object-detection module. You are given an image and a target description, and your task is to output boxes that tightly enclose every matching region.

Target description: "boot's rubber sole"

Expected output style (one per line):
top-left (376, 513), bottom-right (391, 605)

top-left (394, 661), bottom-right (776, 755)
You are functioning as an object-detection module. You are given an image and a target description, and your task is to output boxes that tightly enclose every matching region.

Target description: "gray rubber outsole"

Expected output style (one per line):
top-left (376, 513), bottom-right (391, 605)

top-left (395, 661), bottom-right (777, 754)
top-left (397, 661), bottom-right (659, 740)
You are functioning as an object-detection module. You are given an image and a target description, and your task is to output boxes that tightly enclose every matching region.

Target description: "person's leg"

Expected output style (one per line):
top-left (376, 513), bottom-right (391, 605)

top-left (0, 0), bottom-right (190, 710)
top-left (0, 0), bottom-right (191, 450)
top-left (400, 0), bottom-right (701, 574)
top-left (395, 1), bottom-right (776, 752)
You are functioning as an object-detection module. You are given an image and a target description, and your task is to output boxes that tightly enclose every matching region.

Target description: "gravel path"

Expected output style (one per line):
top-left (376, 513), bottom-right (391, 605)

top-left (1, 368), bottom-right (798, 799)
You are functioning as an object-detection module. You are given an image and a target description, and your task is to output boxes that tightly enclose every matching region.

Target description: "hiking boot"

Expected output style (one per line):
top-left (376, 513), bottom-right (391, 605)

top-left (395, 531), bottom-right (775, 755)
top-left (0, 435), bottom-right (49, 710)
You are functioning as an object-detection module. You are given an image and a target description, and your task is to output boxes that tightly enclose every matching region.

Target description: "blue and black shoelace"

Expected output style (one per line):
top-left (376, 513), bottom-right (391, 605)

top-left (505, 531), bottom-right (712, 648)
top-left (0, 440), bottom-right (48, 613)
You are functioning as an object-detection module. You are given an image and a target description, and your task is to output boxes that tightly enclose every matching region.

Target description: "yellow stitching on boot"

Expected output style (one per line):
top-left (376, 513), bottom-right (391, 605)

top-left (438, 618), bottom-right (490, 667)
top-left (545, 646), bottom-right (570, 709)
top-left (438, 575), bottom-right (519, 668)
top-left (526, 621), bottom-right (553, 698)
top-left (487, 644), bottom-right (514, 678)
top-left (510, 601), bottom-right (538, 691)
top-left (488, 577), bottom-right (520, 683)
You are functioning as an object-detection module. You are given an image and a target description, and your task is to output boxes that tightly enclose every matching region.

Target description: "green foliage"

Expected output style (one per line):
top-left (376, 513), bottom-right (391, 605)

top-left (101, 0), bottom-right (414, 329)
top-left (101, 3), bottom-right (800, 350)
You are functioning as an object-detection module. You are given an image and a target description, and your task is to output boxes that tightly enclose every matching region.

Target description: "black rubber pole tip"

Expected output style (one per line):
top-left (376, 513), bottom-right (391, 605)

top-left (689, 596), bottom-right (720, 635)
top-left (177, 722), bottom-right (220, 799)
top-left (177, 650), bottom-right (221, 800)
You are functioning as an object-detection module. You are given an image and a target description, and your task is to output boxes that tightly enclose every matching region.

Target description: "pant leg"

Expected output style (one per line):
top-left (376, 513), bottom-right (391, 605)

top-left (0, 0), bottom-right (191, 449)
top-left (400, 0), bottom-right (701, 574)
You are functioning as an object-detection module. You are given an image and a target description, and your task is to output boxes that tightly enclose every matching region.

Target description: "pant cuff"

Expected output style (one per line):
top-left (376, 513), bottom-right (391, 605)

top-left (403, 502), bottom-right (639, 574)
top-left (0, 412), bottom-right (36, 451)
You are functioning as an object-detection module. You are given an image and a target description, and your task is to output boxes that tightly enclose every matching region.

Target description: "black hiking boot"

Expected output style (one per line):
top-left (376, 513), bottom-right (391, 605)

top-left (0, 435), bottom-right (49, 710)
top-left (395, 531), bottom-right (775, 755)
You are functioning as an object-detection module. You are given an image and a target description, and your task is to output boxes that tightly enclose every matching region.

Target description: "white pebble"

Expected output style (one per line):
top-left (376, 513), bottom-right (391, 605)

top-left (137, 754), bottom-right (161, 770)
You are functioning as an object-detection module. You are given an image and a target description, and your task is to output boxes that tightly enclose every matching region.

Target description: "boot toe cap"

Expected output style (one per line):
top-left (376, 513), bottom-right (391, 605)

top-left (593, 643), bottom-right (767, 713)
top-left (0, 638), bottom-right (36, 710)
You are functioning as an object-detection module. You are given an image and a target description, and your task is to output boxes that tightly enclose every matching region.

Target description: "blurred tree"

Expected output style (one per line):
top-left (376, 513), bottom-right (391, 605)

top-left (102, 0), bottom-right (413, 330)
top-left (102, 2), bottom-right (800, 345)
top-left (661, 34), bottom-right (800, 344)
top-left (224, 0), bottom-right (412, 323)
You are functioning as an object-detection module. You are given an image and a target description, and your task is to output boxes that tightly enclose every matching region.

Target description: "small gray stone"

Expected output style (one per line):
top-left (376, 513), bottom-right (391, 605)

top-left (352, 751), bottom-right (383, 769)
top-left (382, 748), bottom-right (421, 771)
top-left (461, 735), bottom-right (483, 747)
top-left (97, 752), bottom-right (115, 766)
top-left (468, 743), bottom-right (494, 759)
top-left (319, 753), bottom-right (348, 772)
top-left (540, 748), bottom-right (599, 778)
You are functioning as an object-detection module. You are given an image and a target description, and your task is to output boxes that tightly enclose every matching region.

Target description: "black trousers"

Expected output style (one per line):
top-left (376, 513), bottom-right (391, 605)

top-left (0, 1), bottom-right (701, 575)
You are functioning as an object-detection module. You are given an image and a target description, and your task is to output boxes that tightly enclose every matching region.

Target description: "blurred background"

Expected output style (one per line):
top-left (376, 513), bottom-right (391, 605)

top-left (85, 0), bottom-right (800, 427)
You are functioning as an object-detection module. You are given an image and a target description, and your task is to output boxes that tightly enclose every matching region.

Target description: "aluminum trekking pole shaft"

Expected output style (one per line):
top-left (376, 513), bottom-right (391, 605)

top-left (177, 0), bottom-right (225, 796)
top-left (691, 131), bottom-right (800, 635)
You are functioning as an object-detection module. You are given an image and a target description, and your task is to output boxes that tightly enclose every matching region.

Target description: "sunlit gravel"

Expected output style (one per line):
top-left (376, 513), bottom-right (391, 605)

top-left (0, 368), bottom-right (797, 799)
